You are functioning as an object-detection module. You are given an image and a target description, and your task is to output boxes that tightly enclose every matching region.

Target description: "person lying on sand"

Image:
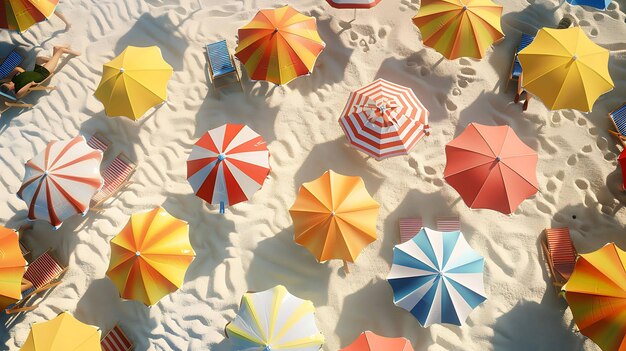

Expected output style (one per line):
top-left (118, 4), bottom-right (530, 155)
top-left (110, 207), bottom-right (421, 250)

top-left (0, 45), bottom-right (80, 99)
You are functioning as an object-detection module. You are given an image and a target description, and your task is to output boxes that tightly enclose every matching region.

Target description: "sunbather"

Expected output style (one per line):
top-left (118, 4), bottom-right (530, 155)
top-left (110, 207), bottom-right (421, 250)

top-left (0, 45), bottom-right (80, 99)
top-left (21, 278), bottom-right (33, 292)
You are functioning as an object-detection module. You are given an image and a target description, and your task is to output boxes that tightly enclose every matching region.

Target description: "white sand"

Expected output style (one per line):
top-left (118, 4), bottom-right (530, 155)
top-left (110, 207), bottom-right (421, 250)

top-left (1, 0), bottom-right (626, 349)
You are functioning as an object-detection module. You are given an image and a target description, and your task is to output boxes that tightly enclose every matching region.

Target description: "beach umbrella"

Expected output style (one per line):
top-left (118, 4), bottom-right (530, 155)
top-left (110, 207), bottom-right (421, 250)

top-left (566, 0), bottom-right (611, 10)
top-left (443, 123), bottom-right (538, 214)
top-left (0, 226), bottom-right (26, 310)
top-left (20, 311), bottom-right (101, 351)
top-left (226, 285), bottom-right (325, 351)
top-left (234, 5), bottom-right (325, 86)
top-left (17, 136), bottom-right (104, 228)
top-left (563, 243), bottom-right (626, 351)
top-left (187, 123), bottom-right (271, 214)
top-left (619, 149), bottom-right (626, 190)
top-left (106, 207), bottom-right (195, 306)
top-left (339, 78), bottom-right (429, 160)
top-left (94, 46), bottom-right (173, 120)
top-left (289, 170), bottom-right (379, 272)
top-left (412, 0), bottom-right (504, 60)
top-left (518, 27), bottom-right (613, 112)
top-left (0, 0), bottom-right (59, 32)
top-left (326, 0), bottom-right (383, 8)
top-left (387, 227), bottom-right (486, 327)
top-left (340, 331), bottom-right (414, 351)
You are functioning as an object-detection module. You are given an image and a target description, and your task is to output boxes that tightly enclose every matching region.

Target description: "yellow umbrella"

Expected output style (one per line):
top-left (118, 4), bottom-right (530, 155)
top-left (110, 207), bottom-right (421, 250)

top-left (518, 27), bottom-right (613, 112)
top-left (0, 225), bottom-right (26, 310)
top-left (94, 46), bottom-right (173, 120)
top-left (412, 0), bottom-right (504, 60)
top-left (106, 207), bottom-right (195, 306)
top-left (289, 170), bottom-right (379, 272)
top-left (20, 311), bottom-right (101, 351)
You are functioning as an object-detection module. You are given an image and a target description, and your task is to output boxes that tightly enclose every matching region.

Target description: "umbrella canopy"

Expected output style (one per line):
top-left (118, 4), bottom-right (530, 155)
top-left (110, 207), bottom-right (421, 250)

top-left (187, 123), bottom-right (271, 214)
top-left (566, 0), bottom-right (611, 10)
top-left (0, 226), bottom-right (26, 310)
top-left (94, 46), bottom-right (173, 120)
top-left (443, 123), bottom-right (538, 214)
top-left (518, 27), bottom-right (613, 112)
top-left (226, 285), bottom-right (325, 351)
top-left (0, 0), bottom-right (58, 32)
top-left (234, 5), bottom-right (325, 86)
top-left (289, 170), bottom-right (379, 264)
top-left (20, 311), bottom-right (101, 351)
top-left (340, 331), bottom-right (414, 351)
top-left (106, 207), bottom-right (195, 306)
top-left (619, 149), bottom-right (626, 190)
top-left (412, 0), bottom-right (504, 60)
top-left (387, 227), bottom-right (486, 327)
top-left (326, 0), bottom-right (383, 8)
top-left (17, 136), bottom-right (104, 228)
top-left (563, 243), bottom-right (626, 351)
top-left (339, 78), bottom-right (429, 160)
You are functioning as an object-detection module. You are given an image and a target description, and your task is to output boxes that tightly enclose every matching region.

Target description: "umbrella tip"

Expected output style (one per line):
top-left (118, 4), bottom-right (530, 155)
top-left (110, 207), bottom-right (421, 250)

top-left (572, 55), bottom-right (578, 61)
top-left (135, 251), bottom-right (141, 257)
top-left (217, 153), bottom-right (226, 161)
top-left (331, 211), bottom-right (336, 217)
top-left (495, 156), bottom-right (501, 162)
top-left (120, 67), bottom-right (125, 73)
top-left (463, 5), bottom-right (468, 10)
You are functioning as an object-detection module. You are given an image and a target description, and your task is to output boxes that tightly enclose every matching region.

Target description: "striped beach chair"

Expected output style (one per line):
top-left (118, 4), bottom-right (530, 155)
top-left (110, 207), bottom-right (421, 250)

top-left (0, 48), bottom-right (23, 79)
top-left (87, 132), bottom-right (112, 153)
top-left (101, 324), bottom-right (134, 351)
top-left (436, 216), bottom-right (461, 232)
top-left (206, 40), bottom-right (242, 95)
top-left (509, 33), bottom-right (535, 101)
top-left (3, 286), bottom-right (37, 314)
top-left (90, 153), bottom-right (136, 209)
top-left (399, 218), bottom-right (423, 243)
top-left (541, 227), bottom-right (577, 293)
top-left (608, 103), bottom-right (626, 148)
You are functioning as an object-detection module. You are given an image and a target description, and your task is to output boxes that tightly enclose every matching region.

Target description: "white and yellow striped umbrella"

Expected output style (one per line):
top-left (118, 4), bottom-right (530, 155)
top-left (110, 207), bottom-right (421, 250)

top-left (226, 285), bottom-right (325, 351)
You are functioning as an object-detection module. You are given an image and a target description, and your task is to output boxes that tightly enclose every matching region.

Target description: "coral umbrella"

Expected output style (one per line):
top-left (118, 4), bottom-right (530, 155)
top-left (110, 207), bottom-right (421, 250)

top-left (387, 227), bottom-right (487, 327)
top-left (566, 0), bottom-right (611, 10)
top-left (187, 123), bottom-right (271, 214)
top-left (94, 46), bottom-right (173, 120)
top-left (443, 123), bottom-right (538, 214)
top-left (563, 243), bottom-right (626, 351)
top-left (226, 285), bottom-right (325, 351)
top-left (289, 170), bottom-right (379, 272)
top-left (412, 0), bottom-right (504, 60)
top-left (518, 27), bottom-right (613, 112)
top-left (339, 78), bottom-right (429, 160)
top-left (20, 311), bottom-right (101, 351)
top-left (326, 0), bottom-right (383, 8)
top-left (235, 5), bottom-right (325, 86)
top-left (619, 149), bottom-right (626, 190)
top-left (340, 331), bottom-right (414, 351)
top-left (106, 207), bottom-right (195, 306)
top-left (0, 226), bottom-right (26, 310)
top-left (0, 0), bottom-right (59, 32)
top-left (17, 136), bottom-right (104, 228)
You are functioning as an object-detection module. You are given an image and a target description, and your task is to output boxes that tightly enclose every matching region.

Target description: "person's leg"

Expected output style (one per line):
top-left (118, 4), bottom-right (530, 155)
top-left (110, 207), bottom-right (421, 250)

top-left (53, 10), bottom-right (71, 31)
top-left (41, 46), bottom-right (80, 73)
top-left (35, 56), bottom-right (51, 65)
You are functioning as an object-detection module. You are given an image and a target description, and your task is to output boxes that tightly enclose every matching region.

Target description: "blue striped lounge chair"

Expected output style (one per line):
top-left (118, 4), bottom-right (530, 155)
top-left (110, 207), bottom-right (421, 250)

top-left (609, 103), bottom-right (626, 147)
top-left (0, 48), bottom-right (23, 80)
top-left (509, 33), bottom-right (535, 100)
top-left (206, 40), bottom-right (242, 95)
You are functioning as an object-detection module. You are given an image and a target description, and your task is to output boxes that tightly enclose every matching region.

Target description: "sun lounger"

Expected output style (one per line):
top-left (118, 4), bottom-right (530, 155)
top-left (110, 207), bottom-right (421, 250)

top-left (509, 33), bottom-right (535, 101)
top-left (87, 132), bottom-right (112, 153)
top-left (90, 153), bottom-right (136, 209)
top-left (3, 286), bottom-right (37, 314)
top-left (399, 218), bottom-right (423, 243)
top-left (206, 40), bottom-right (243, 95)
top-left (101, 324), bottom-right (134, 351)
top-left (541, 227), bottom-right (577, 292)
top-left (0, 49), bottom-right (24, 79)
top-left (609, 103), bottom-right (626, 148)
top-left (436, 216), bottom-right (461, 232)
top-left (0, 73), bottom-right (55, 114)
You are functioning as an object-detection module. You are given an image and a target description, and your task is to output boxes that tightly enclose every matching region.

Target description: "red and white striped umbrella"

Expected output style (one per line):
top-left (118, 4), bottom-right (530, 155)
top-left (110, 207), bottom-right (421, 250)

top-left (187, 124), bottom-right (271, 214)
top-left (339, 79), bottom-right (429, 160)
top-left (327, 0), bottom-right (383, 8)
top-left (17, 136), bottom-right (104, 228)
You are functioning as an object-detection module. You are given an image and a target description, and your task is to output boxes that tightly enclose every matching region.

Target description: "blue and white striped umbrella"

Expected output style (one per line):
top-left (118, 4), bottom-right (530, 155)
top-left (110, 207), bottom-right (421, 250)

top-left (387, 227), bottom-right (487, 327)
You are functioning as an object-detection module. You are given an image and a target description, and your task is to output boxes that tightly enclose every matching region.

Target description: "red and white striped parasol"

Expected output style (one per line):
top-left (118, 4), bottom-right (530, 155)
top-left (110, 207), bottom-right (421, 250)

top-left (187, 124), bottom-right (271, 214)
top-left (326, 0), bottom-right (383, 8)
top-left (17, 136), bottom-right (104, 228)
top-left (339, 78), bottom-right (429, 160)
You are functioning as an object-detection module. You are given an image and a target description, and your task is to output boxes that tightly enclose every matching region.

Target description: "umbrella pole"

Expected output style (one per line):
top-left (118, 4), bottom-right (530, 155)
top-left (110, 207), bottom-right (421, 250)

top-left (343, 260), bottom-right (350, 274)
top-left (220, 201), bottom-right (225, 214)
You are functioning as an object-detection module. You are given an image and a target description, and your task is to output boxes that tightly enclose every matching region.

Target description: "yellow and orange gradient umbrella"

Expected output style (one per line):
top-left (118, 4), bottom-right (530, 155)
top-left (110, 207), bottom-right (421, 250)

top-left (235, 5), bottom-right (326, 86)
top-left (0, 225), bottom-right (26, 310)
top-left (0, 0), bottom-right (59, 32)
top-left (106, 207), bottom-right (195, 306)
top-left (412, 0), bottom-right (504, 60)
top-left (289, 170), bottom-right (379, 272)
top-left (563, 243), bottom-right (626, 351)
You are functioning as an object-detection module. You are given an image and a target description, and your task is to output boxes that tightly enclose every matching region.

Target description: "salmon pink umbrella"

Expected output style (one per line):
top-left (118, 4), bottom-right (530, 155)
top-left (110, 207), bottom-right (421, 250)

top-left (187, 124), bottom-right (271, 214)
top-left (443, 123), bottom-right (538, 214)
top-left (17, 136), bottom-right (104, 228)
top-left (327, 0), bottom-right (383, 8)
top-left (340, 331), bottom-right (414, 351)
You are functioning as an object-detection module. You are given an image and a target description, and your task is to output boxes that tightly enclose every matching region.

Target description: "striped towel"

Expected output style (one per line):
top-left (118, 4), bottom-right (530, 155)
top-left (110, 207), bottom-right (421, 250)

top-left (87, 134), bottom-right (109, 153)
top-left (546, 227), bottom-right (576, 281)
top-left (101, 325), bottom-right (133, 351)
top-left (24, 252), bottom-right (63, 289)
top-left (399, 218), bottom-right (423, 243)
top-left (91, 156), bottom-right (134, 205)
top-left (436, 217), bottom-right (460, 232)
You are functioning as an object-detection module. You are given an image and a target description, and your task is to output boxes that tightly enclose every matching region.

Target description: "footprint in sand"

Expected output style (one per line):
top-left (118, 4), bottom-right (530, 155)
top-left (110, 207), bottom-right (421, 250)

top-left (578, 19), bottom-right (599, 37)
top-left (541, 170), bottom-right (565, 207)
top-left (399, 0), bottom-right (419, 12)
top-left (348, 25), bottom-right (388, 53)
top-left (455, 59), bottom-right (476, 92)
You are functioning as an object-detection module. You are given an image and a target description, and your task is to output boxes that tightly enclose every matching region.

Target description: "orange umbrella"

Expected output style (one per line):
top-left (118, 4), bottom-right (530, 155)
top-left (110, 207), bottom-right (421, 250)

top-left (443, 123), bottom-right (538, 214)
top-left (234, 5), bottom-right (326, 86)
top-left (0, 226), bottom-right (26, 310)
top-left (289, 170), bottom-right (379, 272)
top-left (340, 331), bottom-right (414, 351)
